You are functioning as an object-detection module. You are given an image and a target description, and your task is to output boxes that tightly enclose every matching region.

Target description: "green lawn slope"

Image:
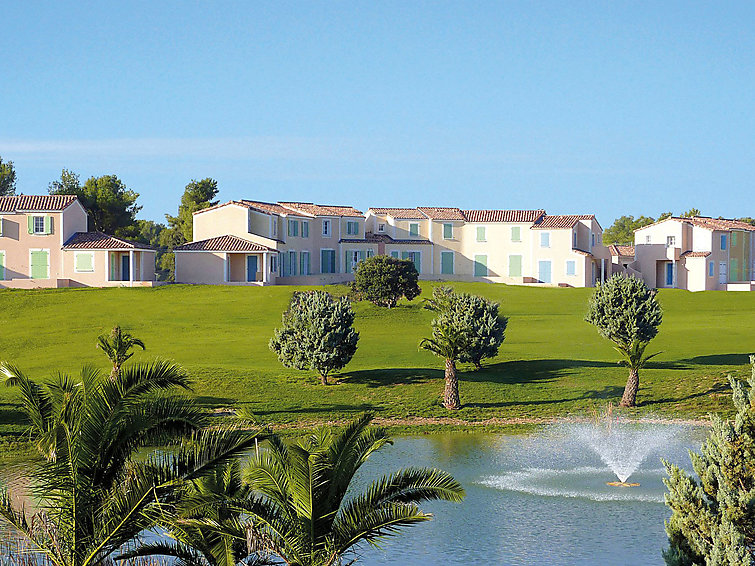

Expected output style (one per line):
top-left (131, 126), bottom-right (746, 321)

top-left (0, 282), bottom-right (752, 443)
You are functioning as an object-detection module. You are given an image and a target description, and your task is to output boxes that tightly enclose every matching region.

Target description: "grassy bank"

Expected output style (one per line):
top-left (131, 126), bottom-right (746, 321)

top-left (0, 282), bottom-right (752, 443)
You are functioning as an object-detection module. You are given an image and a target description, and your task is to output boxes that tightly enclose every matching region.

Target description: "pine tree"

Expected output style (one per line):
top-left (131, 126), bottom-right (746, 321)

top-left (270, 290), bottom-right (359, 385)
top-left (663, 356), bottom-right (755, 566)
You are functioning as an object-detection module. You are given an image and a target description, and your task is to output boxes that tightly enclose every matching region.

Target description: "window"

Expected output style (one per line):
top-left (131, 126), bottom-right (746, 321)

top-left (401, 251), bottom-right (421, 273)
top-left (591, 233), bottom-right (596, 247)
top-left (476, 226), bottom-right (486, 242)
top-left (573, 232), bottom-right (578, 247)
top-left (347, 221), bottom-right (359, 236)
top-left (509, 255), bottom-right (522, 277)
top-left (566, 260), bottom-right (576, 276)
top-left (540, 232), bottom-right (550, 248)
top-left (441, 251), bottom-right (454, 275)
top-left (378, 223), bottom-right (386, 233)
top-left (300, 251), bottom-right (310, 275)
top-left (366, 249), bottom-right (374, 258)
top-left (538, 260), bottom-right (552, 283)
top-left (288, 251), bottom-right (297, 276)
top-left (270, 255), bottom-right (278, 273)
top-left (30, 250), bottom-right (49, 279)
top-left (665, 262), bottom-right (674, 286)
top-left (645, 235), bottom-right (651, 244)
top-left (667, 236), bottom-right (676, 247)
top-left (74, 251), bottom-right (95, 273)
top-left (721, 234), bottom-right (727, 250)
top-left (302, 222), bottom-right (309, 238)
top-left (30, 215), bottom-right (51, 235)
top-left (409, 223), bottom-right (419, 237)
top-left (322, 220), bottom-right (331, 236)
top-left (390, 251), bottom-right (399, 259)
top-left (345, 250), bottom-right (366, 273)
top-left (443, 223), bottom-right (453, 240)
top-left (474, 255), bottom-right (488, 277)
top-left (271, 218), bottom-right (277, 237)
top-left (732, 232), bottom-right (738, 246)
top-left (708, 261), bottom-right (715, 277)
top-left (320, 249), bottom-right (336, 273)
top-left (288, 220), bottom-right (299, 238)
top-left (511, 227), bottom-right (521, 242)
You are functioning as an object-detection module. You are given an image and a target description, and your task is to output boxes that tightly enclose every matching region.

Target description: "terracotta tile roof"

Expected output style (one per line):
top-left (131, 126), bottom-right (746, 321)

top-left (680, 216), bottom-right (755, 232)
top-left (174, 235), bottom-right (276, 252)
top-left (680, 250), bottom-right (712, 258)
top-left (608, 245), bottom-right (635, 257)
top-left (572, 248), bottom-right (593, 256)
top-left (340, 232), bottom-right (432, 245)
top-left (462, 209), bottom-right (546, 223)
top-left (417, 207), bottom-right (465, 220)
top-left (63, 231), bottom-right (155, 250)
top-left (0, 195), bottom-right (78, 213)
top-left (369, 207), bottom-right (426, 220)
top-left (531, 214), bottom-right (595, 229)
top-left (279, 202), bottom-right (363, 218)
top-left (239, 200), bottom-right (308, 216)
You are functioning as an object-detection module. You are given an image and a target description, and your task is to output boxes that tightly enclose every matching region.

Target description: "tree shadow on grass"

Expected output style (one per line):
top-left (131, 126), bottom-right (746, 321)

top-left (250, 403), bottom-right (378, 418)
top-left (342, 368), bottom-right (443, 387)
top-left (0, 403), bottom-right (31, 443)
top-left (464, 385), bottom-right (625, 409)
top-left (641, 381), bottom-right (732, 407)
top-left (681, 353), bottom-right (754, 366)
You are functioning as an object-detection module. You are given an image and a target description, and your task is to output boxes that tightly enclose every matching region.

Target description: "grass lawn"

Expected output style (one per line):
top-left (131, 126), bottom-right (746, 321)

top-left (0, 282), bottom-right (753, 445)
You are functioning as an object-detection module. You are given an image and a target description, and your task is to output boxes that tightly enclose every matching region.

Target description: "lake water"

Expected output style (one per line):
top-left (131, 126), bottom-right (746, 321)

top-left (352, 427), bottom-right (704, 566)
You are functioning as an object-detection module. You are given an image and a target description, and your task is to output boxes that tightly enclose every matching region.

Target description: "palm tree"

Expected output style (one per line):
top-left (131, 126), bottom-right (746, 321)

top-left (420, 325), bottom-right (467, 410)
top-left (615, 339), bottom-right (661, 407)
top-left (97, 325), bottom-right (145, 377)
top-left (0, 359), bottom-right (267, 566)
top-left (168, 414), bottom-right (463, 566)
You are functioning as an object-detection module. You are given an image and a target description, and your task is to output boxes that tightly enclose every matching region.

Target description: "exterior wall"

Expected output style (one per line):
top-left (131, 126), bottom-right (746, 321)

top-left (0, 210), bottom-right (68, 285)
top-left (193, 205), bottom-right (251, 241)
top-left (59, 250), bottom-right (156, 287)
top-left (175, 252), bottom-right (228, 285)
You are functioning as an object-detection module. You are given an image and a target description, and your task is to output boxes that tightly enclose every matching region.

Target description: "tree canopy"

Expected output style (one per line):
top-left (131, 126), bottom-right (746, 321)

top-left (0, 155), bottom-right (17, 196)
top-left (352, 255), bottom-right (421, 308)
top-left (165, 177), bottom-right (219, 243)
top-left (603, 215), bottom-right (655, 245)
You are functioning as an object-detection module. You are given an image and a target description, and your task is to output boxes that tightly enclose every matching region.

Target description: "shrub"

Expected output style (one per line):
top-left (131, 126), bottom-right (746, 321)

top-left (352, 255), bottom-right (421, 308)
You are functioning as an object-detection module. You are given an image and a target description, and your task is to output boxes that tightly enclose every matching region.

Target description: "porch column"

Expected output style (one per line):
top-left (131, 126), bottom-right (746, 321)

top-left (223, 253), bottom-right (229, 283)
top-left (129, 250), bottom-right (134, 286)
top-left (262, 253), bottom-right (269, 284)
top-left (600, 258), bottom-right (605, 282)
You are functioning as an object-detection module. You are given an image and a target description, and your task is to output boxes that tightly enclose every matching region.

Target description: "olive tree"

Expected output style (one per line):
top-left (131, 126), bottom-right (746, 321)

top-left (352, 255), bottom-right (421, 308)
top-left (585, 273), bottom-right (663, 407)
top-left (663, 357), bottom-right (755, 566)
top-left (270, 290), bottom-right (359, 385)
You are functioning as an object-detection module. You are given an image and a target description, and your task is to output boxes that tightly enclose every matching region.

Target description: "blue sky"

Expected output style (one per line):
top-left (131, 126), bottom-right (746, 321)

top-left (2, 1), bottom-right (753, 224)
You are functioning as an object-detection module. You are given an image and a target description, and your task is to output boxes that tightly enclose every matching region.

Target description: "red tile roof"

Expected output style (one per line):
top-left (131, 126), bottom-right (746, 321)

top-left (417, 207), bottom-right (466, 220)
top-left (680, 250), bottom-right (712, 258)
top-left (240, 200), bottom-right (307, 216)
top-left (174, 235), bottom-right (276, 252)
top-left (369, 207), bottom-right (427, 219)
top-left (0, 195), bottom-right (78, 213)
top-left (279, 202), bottom-right (364, 217)
top-left (63, 231), bottom-right (154, 250)
top-left (681, 216), bottom-right (755, 232)
top-left (340, 232), bottom-right (433, 245)
top-left (608, 244), bottom-right (635, 257)
top-left (532, 215), bottom-right (595, 229)
top-left (463, 209), bottom-right (546, 223)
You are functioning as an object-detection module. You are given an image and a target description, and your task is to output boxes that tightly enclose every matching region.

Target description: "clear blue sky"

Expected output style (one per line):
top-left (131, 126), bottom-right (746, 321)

top-left (2, 1), bottom-right (753, 225)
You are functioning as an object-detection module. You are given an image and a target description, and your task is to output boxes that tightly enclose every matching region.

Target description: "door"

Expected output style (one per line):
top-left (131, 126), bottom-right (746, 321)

top-left (538, 260), bottom-right (552, 284)
top-left (665, 262), bottom-right (674, 287)
top-left (719, 262), bottom-right (727, 285)
top-left (121, 255), bottom-right (130, 281)
top-left (246, 255), bottom-right (258, 282)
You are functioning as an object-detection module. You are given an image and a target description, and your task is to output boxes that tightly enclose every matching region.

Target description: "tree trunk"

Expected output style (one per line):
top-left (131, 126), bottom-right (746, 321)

top-left (443, 358), bottom-right (460, 410)
top-left (320, 373), bottom-right (329, 385)
top-left (619, 368), bottom-right (639, 407)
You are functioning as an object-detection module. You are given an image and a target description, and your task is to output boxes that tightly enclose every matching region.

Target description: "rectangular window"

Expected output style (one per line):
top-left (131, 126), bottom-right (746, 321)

top-left (322, 220), bottom-right (331, 236)
top-left (721, 234), bottom-right (727, 250)
top-left (645, 235), bottom-right (651, 244)
top-left (288, 220), bottom-right (299, 238)
top-left (272, 219), bottom-right (277, 237)
top-left (30, 250), bottom-right (49, 279)
top-left (566, 260), bottom-right (576, 276)
top-left (509, 255), bottom-right (522, 277)
top-left (591, 233), bottom-right (596, 247)
top-left (0, 251), bottom-right (4, 279)
top-left (665, 262), bottom-right (674, 286)
top-left (300, 251), bottom-right (310, 275)
top-left (320, 249), bottom-right (336, 274)
top-left (667, 236), bottom-right (676, 247)
top-left (708, 261), bottom-right (714, 277)
top-left (288, 251), bottom-right (297, 276)
top-left (378, 223), bottom-right (386, 232)
top-left (346, 221), bottom-right (360, 236)
top-left (366, 249), bottom-right (374, 258)
top-left (441, 251), bottom-right (454, 274)
top-left (511, 226), bottom-right (521, 242)
top-left (390, 251), bottom-right (399, 259)
top-left (74, 251), bottom-right (95, 273)
top-left (474, 255), bottom-right (488, 277)
top-left (538, 260), bottom-right (552, 283)
top-left (301, 222), bottom-right (309, 238)
top-left (476, 226), bottom-right (486, 242)
top-left (540, 232), bottom-right (550, 248)
top-left (401, 251), bottom-right (421, 273)
top-left (32, 216), bottom-right (45, 234)
top-left (443, 223), bottom-right (453, 239)
top-left (409, 223), bottom-right (419, 237)
top-left (732, 232), bottom-right (738, 246)
top-left (270, 255), bottom-right (278, 273)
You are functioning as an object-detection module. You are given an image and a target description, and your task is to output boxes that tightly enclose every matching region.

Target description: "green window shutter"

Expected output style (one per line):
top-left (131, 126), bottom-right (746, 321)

top-left (44, 216), bottom-right (53, 234)
top-left (413, 252), bottom-right (421, 273)
top-left (358, 250), bottom-right (366, 262)
top-left (289, 252), bottom-right (296, 276)
top-left (391, 251), bottom-right (399, 259)
top-left (476, 227), bottom-right (485, 241)
top-left (31, 250), bottom-right (49, 279)
top-left (0, 252), bottom-right (4, 280)
top-left (401, 251), bottom-right (410, 260)
top-left (353, 222), bottom-right (360, 236)
top-left (345, 251), bottom-right (351, 273)
top-left (409, 223), bottom-right (419, 237)
top-left (509, 255), bottom-right (522, 277)
top-left (27, 216), bottom-right (34, 234)
top-left (321, 250), bottom-right (328, 273)
top-left (511, 227), bottom-right (521, 241)
top-left (75, 252), bottom-right (94, 272)
top-left (302, 222), bottom-right (309, 238)
top-left (732, 232), bottom-right (738, 246)
top-left (474, 255), bottom-right (488, 277)
top-left (441, 251), bottom-right (454, 274)
top-left (443, 223), bottom-right (452, 239)
top-left (109, 252), bottom-right (117, 280)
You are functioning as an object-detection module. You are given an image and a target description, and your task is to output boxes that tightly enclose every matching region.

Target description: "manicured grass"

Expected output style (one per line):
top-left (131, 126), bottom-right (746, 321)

top-left (0, 282), bottom-right (753, 444)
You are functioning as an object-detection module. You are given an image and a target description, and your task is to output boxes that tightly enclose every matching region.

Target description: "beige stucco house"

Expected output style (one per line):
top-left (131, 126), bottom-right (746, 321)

top-left (175, 199), bottom-right (611, 288)
top-left (0, 195), bottom-right (156, 289)
top-left (633, 216), bottom-right (755, 291)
